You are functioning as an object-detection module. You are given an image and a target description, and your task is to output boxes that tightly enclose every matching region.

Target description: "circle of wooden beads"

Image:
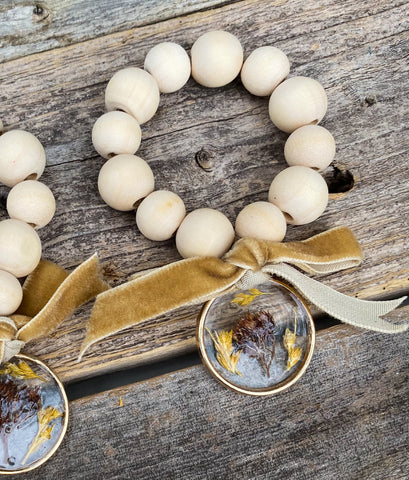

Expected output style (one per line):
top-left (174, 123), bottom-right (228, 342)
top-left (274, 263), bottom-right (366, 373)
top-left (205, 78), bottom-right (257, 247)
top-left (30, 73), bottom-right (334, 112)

top-left (0, 122), bottom-right (56, 316)
top-left (93, 30), bottom-right (336, 259)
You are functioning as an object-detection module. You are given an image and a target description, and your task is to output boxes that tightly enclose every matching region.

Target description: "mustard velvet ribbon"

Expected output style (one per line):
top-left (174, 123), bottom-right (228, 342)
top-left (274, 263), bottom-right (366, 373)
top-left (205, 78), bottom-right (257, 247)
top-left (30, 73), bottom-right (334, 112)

top-left (0, 227), bottom-right (407, 364)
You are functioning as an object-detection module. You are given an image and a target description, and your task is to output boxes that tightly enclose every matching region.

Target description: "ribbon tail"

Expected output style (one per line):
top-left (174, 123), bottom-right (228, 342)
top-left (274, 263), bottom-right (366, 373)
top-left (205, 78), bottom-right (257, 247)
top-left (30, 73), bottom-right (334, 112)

top-left (79, 257), bottom-right (244, 361)
top-left (264, 264), bottom-right (408, 333)
top-left (17, 254), bottom-right (110, 344)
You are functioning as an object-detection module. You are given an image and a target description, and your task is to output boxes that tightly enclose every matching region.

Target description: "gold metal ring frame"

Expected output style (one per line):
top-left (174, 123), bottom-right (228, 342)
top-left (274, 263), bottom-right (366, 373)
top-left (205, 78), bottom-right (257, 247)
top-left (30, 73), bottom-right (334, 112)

top-left (0, 353), bottom-right (69, 475)
top-left (197, 277), bottom-right (316, 396)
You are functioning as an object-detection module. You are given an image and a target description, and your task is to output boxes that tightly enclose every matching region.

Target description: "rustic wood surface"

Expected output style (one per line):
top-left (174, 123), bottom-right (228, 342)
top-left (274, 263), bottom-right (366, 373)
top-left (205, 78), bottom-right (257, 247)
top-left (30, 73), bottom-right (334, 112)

top-left (26, 319), bottom-right (409, 480)
top-left (1, 1), bottom-right (408, 478)
top-left (0, 0), bottom-right (408, 385)
top-left (0, 0), bottom-right (242, 63)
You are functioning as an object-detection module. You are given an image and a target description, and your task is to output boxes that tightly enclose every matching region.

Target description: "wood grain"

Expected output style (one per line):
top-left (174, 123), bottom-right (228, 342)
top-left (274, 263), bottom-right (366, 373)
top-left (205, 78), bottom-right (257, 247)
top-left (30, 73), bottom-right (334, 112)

top-left (0, 0), bottom-right (408, 381)
top-left (0, 0), bottom-right (240, 62)
top-left (27, 320), bottom-right (409, 480)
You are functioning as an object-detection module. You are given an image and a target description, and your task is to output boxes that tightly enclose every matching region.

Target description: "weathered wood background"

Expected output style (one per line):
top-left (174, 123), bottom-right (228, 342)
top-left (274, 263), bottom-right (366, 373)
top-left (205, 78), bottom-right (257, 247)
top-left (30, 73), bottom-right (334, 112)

top-left (0, 0), bottom-right (408, 477)
top-left (29, 319), bottom-right (409, 480)
top-left (1, 0), bottom-right (408, 382)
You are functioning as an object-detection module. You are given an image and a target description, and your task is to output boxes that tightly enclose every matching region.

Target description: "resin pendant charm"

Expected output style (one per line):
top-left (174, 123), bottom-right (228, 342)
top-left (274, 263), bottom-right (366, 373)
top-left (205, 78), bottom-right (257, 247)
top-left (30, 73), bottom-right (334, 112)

top-left (197, 278), bottom-right (315, 395)
top-left (0, 354), bottom-right (68, 475)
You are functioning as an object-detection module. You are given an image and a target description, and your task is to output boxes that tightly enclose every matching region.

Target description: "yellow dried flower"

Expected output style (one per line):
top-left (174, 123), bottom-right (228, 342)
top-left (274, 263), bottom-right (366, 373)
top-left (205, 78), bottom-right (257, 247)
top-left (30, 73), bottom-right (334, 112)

top-left (283, 308), bottom-right (303, 371)
top-left (22, 406), bottom-right (63, 464)
top-left (231, 288), bottom-right (267, 306)
top-left (283, 327), bottom-right (296, 351)
top-left (286, 345), bottom-right (303, 370)
top-left (206, 328), bottom-right (242, 376)
top-left (0, 361), bottom-right (46, 382)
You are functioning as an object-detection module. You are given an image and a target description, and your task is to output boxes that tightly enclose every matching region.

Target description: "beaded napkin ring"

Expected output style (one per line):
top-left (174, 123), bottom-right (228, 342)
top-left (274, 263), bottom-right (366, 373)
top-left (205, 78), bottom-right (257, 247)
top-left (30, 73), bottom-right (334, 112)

top-left (88, 31), bottom-right (407, 394)
top-left (92, 30), bottom-right (335, 258)
top-left (0, 125), bottom-right (70, 474)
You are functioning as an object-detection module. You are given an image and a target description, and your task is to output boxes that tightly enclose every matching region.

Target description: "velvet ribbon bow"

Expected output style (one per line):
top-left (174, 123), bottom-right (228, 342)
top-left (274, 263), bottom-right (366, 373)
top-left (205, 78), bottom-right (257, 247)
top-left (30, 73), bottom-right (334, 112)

top-left (0, 227), bottom-right (406, 364)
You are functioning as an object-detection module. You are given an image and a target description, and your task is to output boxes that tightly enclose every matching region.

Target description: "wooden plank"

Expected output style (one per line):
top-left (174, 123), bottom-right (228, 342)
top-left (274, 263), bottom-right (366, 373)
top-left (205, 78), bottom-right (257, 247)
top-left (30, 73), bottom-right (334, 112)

top-left (0, 0), bottom-right (408, 381)
top-left (26, 318), bottom-right (409, 479)
top-left (0, 0), bottom-right (240, 62)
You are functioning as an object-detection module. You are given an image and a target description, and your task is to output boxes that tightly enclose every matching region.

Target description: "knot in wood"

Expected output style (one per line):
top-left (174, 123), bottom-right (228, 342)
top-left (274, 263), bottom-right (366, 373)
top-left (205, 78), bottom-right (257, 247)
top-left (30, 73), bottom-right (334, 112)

top-left (364, 95), bottom-right (377, 106)
top-left (33, 5), bottom-right (43, 15)
top-left (195, 147), bottom-right (216, 172)
top-left (324, 166), bottom-right (355, 194)
top-left (32, 4), bottom-right (50, 22)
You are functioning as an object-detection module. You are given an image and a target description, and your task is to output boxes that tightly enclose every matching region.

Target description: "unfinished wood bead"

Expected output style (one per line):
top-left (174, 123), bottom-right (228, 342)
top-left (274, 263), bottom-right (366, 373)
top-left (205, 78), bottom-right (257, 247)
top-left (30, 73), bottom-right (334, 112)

top-left (284, 125), bottom-right (336, 171)
top-left (136, 190), bottom-right (186, 241)
top-left (0, 130), bottom-right (46, 187)
top-left (269, 76), bottom-right (328, 133)
top-left (241, 46), bottom-right (290, 96)
top-left (235, 201), bottom-right (286, 241)
top-left (0, 269), bottom-right (23, 316)
top-left (191, 31), bottom-right (243, 88)
top-left (98, 154), bottom-right (154, 211)
top-left (268, 166), bottom-right (328, 225)
top-left (0, 219), bottom-right (42, 277)
top-left (7, 180), bottom-right (56, 229)
top-left (105, 68), bottom-right (160, 124)
top-left (176, 208), bottom-right (234, 258)
top-left (92, 111), bottom-right (142, 159)
top-left (144, 42), bottom-right (191, 93)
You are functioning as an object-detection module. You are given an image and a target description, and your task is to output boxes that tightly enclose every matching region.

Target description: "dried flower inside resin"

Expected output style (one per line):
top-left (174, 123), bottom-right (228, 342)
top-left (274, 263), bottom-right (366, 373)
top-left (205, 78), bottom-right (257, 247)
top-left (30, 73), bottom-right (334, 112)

top-left (0, 361), bottom-right (46, 382)
top-left (23, 406), bottom-right (63, 465)
top-left (206, 328), bottom-right (242, 376)
top-left (233, 311), bottom-right (276, 377)
top-left (0, 379), bottom-right (41, 465)
top-left (231, 288), bottom-right (267, 307)
top-left (283, 309), bottom-right (303, 370)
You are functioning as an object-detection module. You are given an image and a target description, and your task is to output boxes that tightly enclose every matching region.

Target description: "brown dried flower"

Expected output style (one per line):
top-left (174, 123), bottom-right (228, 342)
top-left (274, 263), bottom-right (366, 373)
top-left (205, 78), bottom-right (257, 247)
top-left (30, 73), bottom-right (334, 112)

top-left (0, 379), bottom-right (41, 464)
top-left (233, 311), bottom-right (276, 377)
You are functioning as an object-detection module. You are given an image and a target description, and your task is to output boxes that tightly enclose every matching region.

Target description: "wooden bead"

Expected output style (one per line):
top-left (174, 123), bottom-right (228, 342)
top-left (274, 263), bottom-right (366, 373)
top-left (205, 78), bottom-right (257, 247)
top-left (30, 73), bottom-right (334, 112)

top-left (0, 219), bottom-right (42, 277)
top-left (176, 208), bottom-right (234, 258)
top-left (191, 31), bottom-right (243, 88)
top-left (235, 201), bottom-right (286, 241)
top-left (105, 68), bottom-right (160, 125)
top-left (7, 180), bottom-right (56, 229)
top-left (269, 76), bottom-right (327, 133)
top-left (0, 269), bottom-right (23, 316)
top-left (284, 125), bottom-right (336, 171)
top-left (241, 46), bottom-right (290, 96)
top-left (98, 154), bottom-right (154, 211)
top-left (92, 111), bottom-right (142, 159)
top-left (0, 130), bottom-right (46, 187)
top-left (136, 190), bottom-right (186, 241)
top-left (268, 166), bottom-right (328, 225)
top-left (144, 42), bottom-right (191, 93)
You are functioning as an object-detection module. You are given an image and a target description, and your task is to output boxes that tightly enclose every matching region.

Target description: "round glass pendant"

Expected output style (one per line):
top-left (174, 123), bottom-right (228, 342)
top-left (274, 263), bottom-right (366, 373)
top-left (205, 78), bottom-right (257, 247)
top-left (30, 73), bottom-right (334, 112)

top-left (0, 354), bottom-right (68, 475)
top-left (197, 278), bottom-right (315, 395)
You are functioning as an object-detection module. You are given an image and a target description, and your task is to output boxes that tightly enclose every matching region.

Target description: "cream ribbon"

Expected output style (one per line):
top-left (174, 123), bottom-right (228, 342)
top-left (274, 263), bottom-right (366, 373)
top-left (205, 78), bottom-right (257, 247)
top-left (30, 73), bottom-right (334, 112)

top-left (236, 265), bottom-right (407, 333)
top-left (0, 317), bottom-right (26, 364)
